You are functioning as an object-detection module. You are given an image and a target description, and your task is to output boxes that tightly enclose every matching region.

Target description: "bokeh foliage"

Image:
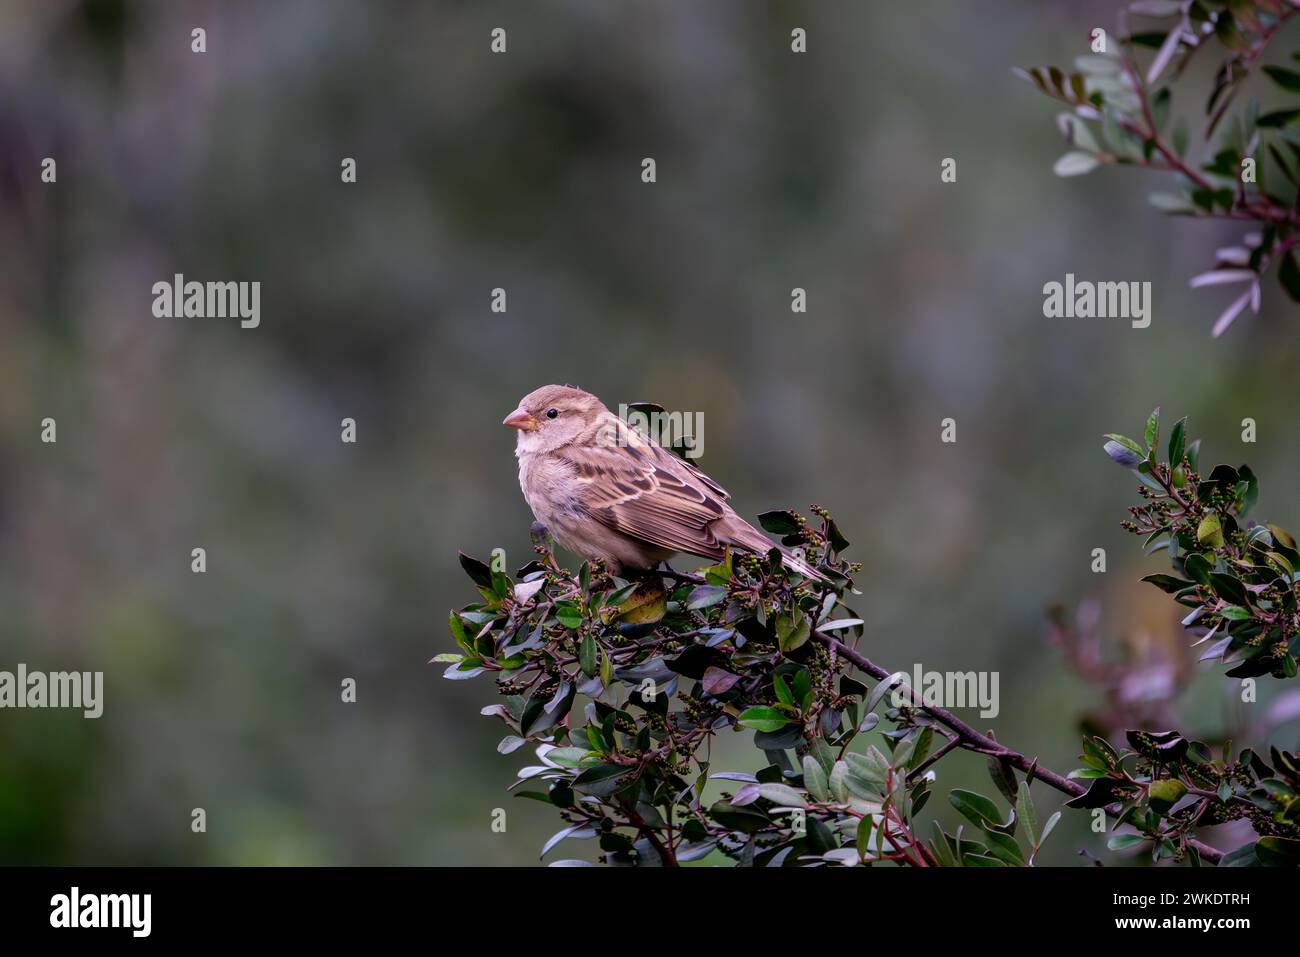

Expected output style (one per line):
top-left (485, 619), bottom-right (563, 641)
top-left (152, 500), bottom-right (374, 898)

top-left (1021, 0), bottom-right (1300, 334)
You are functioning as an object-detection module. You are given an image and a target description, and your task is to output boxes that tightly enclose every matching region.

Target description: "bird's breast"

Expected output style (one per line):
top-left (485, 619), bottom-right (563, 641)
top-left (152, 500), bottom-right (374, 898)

top-left (517, 452), bottom-right (579, 524)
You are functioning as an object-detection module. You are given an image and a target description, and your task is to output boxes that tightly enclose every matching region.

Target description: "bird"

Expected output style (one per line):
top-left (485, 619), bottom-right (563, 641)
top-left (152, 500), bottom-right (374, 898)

top-left (502, 384), bottom-right (825, 582)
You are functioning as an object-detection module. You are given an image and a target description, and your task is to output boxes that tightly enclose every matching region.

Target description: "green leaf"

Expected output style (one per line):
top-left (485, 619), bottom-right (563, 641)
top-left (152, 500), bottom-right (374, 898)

top-left (700, 551), bottom-right (734, 586)
top-left (1144, 407), bottom-right (1160, 452)
top-left (579, 634), bottom-right (597, 678)
top-left (829, 761), bottom-right (850, 803)
top-left (1279, 250), bottom-right (1300, 303)
top-left (857, 815), bottom-right (875, 860)
top-left (866, 672), bottom-right (907, 712)
top-left (572, 763), bottom-right (632, 797)
top-left (1016, 783), bottom-right (1038, 848)
top-left (1215, 13), bottom-right (1250, 52)
top-left (1141, 573), bottom-right (1195, 593)
top-left (1210, 572), bottom-right (1247, 605)
top-left (949, 788), bottom-right (1014, 834)
top-left (845, 748), bottom-right (890, 793)
top-left (756, 510), bottom-right (801, 535)
top-left (757, 783), bottom-right (806, 807)
top-left (826, 521), bottom-right (850, 553)
top-left (1258, 108), bottom-right (1300, 128)
top-left (793, 668), bottom-right (812, 710)
top-left (1197, 513), bottom-right (1225, 548)
top-left (555, 602), bottom-right (582, 629)
top-left (1183, 552), bottom-right (1213, 585)
top-left (1268, 524), bottom-right (1297, 549)
top-left (1220, 842), bottom-right (1260, 867)
top-left (1255, 837), bottom-right (1300, 866)
top-left (987, 756), bottom-right (1019, 804)
top-left (1147, 778), bottom-right (1188, 813)
top-left (773, 673), bottom-right (794, 708)
top-left (963, 852), bottom-right (1007, 867)
top-left (928, 822), bottom-right (957, 867)
top-left (776, 609), bottom-right (811, 653)
top-left (906, 727), bottom-right (935, 771)
top-left (1263, 65), bottom-right (1300, 93)
top-left (1105, 432), bottom-right (1144, 455)
top-left (1167, 416), bottom-right (1186, 465)
top-left (458, 552), bottom-right (494, 589)
top-left (1107, 833), bottom-right (1147, 851)
top-left (448, 611), bottom-right (472, 653)
top-left (982, 829), bottom-right (1026, 866)
top-left (1039, 811), bottom-right (1062, 847)
top-left (545, 746), bottom-right (595, 768)
top-left (802, 755), bottom-right (830, 802)
top-left (737, 707), bottom-right (793, 733)
top-left (599, 647), bottom-right (613, 689)
top-left (708, 800), bottom-right (771, 834)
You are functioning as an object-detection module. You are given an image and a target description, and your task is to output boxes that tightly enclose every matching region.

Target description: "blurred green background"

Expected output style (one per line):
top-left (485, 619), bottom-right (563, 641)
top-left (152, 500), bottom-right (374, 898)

top-left (1, 0), bottom-right (1298, 865)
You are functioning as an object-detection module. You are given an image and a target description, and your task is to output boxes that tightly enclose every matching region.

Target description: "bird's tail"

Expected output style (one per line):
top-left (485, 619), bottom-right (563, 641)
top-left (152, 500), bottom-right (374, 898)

top-left (727, 525), bottom-right (828, 584)
top-left (775, 546), bottom-right (828, 583)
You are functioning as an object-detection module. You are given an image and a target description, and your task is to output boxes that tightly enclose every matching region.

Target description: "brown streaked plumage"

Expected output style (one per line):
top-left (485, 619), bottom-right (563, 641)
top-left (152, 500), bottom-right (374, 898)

top-left (502, 384), bottom-right (825, 580)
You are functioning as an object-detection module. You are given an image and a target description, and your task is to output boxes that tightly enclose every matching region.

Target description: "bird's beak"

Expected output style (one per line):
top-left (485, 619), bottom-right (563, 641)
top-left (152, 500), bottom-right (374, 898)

top-left (502, 408), bottom-right (539, 432)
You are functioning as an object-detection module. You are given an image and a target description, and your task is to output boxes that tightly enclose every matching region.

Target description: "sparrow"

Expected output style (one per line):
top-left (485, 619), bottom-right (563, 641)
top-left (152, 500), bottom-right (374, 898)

top-left (503, 384), bottom-right (825, 581)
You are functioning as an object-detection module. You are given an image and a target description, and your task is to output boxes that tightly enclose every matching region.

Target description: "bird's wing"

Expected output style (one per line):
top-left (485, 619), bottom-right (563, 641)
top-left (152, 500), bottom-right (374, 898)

top-left (558, 418), bottom-right (735, 560)
top-left (678, 454), bottom-right (731, 502)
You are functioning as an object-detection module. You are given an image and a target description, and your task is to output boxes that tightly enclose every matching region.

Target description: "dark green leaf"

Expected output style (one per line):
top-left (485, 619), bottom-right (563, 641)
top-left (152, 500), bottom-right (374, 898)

top-left (1263, 65), bottom-right (1300, 93)
top-left (458, 552), bottom-right (494, 588)
top-left (776, 609), bottom-right (811, 653)
top-left (1168, 416), bottom-right (1186, 465)
top-left (1279, 250), bottom-right (1300, 303)
top-left (949, 788), bottom-right (1014, 833)
top-left (1141, 573), bottom-right (1195, 593)
top-left (757, 510), bottom-right (801, 535)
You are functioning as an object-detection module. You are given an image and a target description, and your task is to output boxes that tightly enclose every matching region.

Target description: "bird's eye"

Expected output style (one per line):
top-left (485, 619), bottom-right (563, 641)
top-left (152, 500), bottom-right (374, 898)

top-left (545, 408), bottom-right (559, 419)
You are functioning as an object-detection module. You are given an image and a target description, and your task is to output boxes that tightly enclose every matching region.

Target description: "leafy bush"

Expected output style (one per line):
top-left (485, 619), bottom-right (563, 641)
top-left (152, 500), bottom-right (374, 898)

top-left (1105, 407), bottom-right (1297, 679)
top-left (440, 414), bottom-right (1298, 866)
top-left (1019, 0), bottom-right (1300, 334)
